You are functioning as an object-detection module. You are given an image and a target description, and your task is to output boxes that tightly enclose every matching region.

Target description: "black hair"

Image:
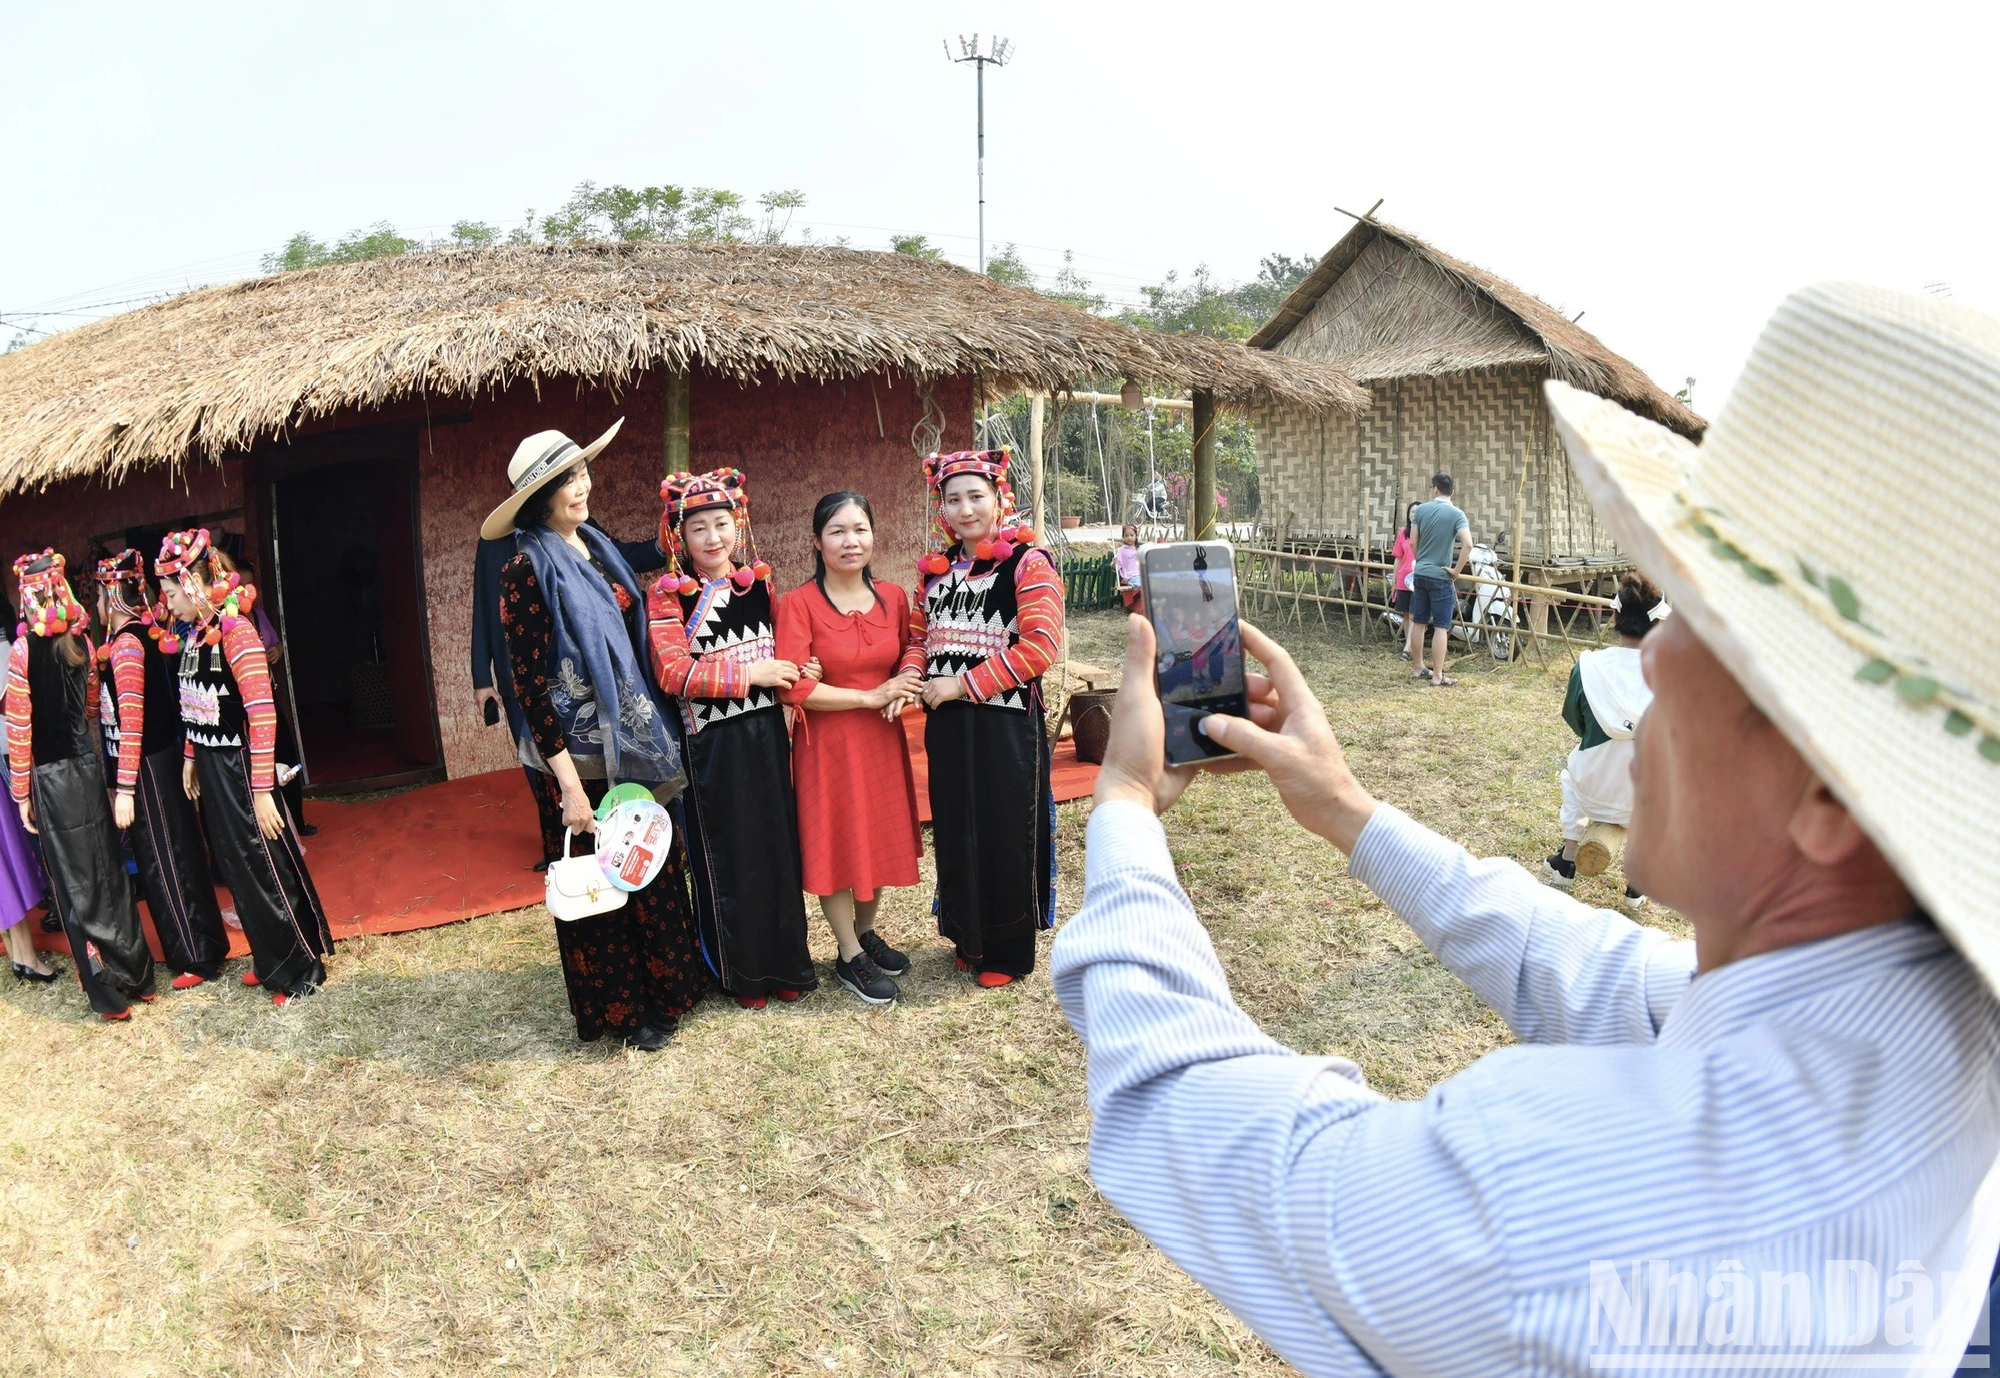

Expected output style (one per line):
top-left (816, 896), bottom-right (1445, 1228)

top-left (1431, 473), bottom-right (1455, 497)
top-left (811, 490), bottom-right (879, 605)
top-left (517, 461), bottom-right (591, 530)
top-left (1614, 573), bottom-right (1665, 640)
top-left (1402, 501), bottom-right (1419, 536)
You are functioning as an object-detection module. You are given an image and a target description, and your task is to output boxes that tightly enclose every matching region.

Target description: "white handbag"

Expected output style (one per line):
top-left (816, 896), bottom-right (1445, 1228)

top-left (545, 829), bottom-right (628, 922)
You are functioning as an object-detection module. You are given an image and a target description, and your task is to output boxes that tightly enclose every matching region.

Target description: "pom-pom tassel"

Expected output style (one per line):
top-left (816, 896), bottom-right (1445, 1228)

top-left (974, 541), bottom-right (996, 562)
top-left (730, 566), bottom-right (756, 591)
top-left (203, 628), bottom-right (221, 647)
top-left (160, 635), bottom-right (180, 654)
top-left (921, 553), bottom-right (949, 576)
top-left (677, 577), bottom-right (699, 596)
top-left (751, 560), bottom-right (771, 581)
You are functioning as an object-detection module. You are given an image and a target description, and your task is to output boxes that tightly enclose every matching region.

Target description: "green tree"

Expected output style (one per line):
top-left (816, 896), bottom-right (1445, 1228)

top-left (891, 234), bottom-right (946, 260)
top-left (984, 244), bottom-right (1033, 287)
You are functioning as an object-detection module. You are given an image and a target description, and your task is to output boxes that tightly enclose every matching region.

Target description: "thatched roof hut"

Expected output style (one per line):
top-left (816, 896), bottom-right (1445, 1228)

top-left (0, 240), bottom-right (1364, 499)
top-left (0, 241), bottom-right (1360, 791)
top-left (1246, 214), bottom-right (1701, 567)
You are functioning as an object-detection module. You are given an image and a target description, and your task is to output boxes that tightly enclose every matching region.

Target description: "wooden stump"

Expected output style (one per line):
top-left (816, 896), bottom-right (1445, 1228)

top-left (1574, 821), bottom-right (1626, 877)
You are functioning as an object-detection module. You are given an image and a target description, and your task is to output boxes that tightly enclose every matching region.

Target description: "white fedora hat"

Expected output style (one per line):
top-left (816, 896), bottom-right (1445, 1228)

top-left (1545, 283), bottom-right (1999, 988)
top-left (479, 418), bottom-right (626, 541)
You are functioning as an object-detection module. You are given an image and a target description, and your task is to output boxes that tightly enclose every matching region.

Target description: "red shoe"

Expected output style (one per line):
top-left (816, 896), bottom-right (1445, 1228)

top-left (241, 970), bottom-right (261, 987)
top-left (732, 993), bottom-right (767, 1010)
top-left (771, 987), bottom-right (803, 1003)
top-left (101, 1008), bottom-right (132, 1022)
top-left (171, 973), bottom-right (206, 990)
top-left (975, 970), bottom-right (1016, 989)
top-left (271, 992), bottom-right (290, 1008)
top-left (954, 956), bottom-right (972, 972)
top-left (134, 991), bottom-right (157, 1003)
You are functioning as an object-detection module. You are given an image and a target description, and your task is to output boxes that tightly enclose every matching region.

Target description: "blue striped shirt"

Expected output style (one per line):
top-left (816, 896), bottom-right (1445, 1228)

top-left (1050, 800), bottom-right (2000, 1375)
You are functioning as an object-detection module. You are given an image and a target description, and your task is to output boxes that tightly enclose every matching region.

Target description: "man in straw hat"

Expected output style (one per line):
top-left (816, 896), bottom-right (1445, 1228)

top-left (1051, 283), bottom-right (2000, 1374)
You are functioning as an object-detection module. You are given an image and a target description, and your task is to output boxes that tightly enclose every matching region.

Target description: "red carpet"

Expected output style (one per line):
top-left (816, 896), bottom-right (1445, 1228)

top-left (31, 709), bottom-right (1097, 955)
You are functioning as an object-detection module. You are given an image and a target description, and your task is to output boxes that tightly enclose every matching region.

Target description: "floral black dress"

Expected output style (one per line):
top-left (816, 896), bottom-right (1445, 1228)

top-left (499, 553), bottom-right (707, 1039)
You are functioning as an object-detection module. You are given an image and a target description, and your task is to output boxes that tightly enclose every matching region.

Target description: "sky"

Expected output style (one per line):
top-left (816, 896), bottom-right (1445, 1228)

top-left (4, 0), bottom-right (1996, 414)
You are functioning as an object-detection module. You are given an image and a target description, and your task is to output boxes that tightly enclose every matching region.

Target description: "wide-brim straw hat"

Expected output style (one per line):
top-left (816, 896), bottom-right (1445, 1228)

top-left (1545, 283), bottom-right (2000, 989)
top-left (479, 418), bottom-right (625, 541)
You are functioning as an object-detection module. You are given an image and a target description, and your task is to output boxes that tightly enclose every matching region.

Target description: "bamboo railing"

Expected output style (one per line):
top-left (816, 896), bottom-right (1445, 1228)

top-left (1232, 543), bottom-right (1620, 669)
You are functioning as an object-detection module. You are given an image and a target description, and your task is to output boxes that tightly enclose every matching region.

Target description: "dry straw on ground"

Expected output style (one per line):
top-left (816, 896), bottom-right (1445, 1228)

top-left (0, 241), bottom-right (1367, 500)
top-left (0, 612), bottom-right (1684, 1375)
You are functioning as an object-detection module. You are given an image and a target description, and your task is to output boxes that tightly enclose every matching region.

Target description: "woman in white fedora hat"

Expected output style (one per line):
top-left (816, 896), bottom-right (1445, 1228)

top-left (484, 419), bottom-right (704, 1051)
top-left (1050, 283), bottom-right (2000, 1374)
top-left (475, 425), bottom-right (667, 871)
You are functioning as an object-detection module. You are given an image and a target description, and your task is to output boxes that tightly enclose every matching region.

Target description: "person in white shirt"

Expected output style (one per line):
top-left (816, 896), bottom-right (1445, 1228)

top-left (1050, 283), bottom-right (2000, 1376)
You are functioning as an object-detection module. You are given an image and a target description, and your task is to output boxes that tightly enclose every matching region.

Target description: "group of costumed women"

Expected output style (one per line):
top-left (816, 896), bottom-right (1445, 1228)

top-left (4, 533), bottom-right (333, 1019)
top-left (482, 420), bottom-right (1061, 1050)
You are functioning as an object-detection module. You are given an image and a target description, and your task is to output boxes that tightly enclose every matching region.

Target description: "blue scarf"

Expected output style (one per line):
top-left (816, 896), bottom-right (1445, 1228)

top-left (517, 524), bottom-right (683, 789)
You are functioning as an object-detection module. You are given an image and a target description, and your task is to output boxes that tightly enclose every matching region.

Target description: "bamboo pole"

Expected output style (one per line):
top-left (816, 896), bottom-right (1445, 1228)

top-left (1029, 393), bottom-right (1046, 538)
top-left (1237, 546), bottom-right (1615, 607)
top-left (1060, 389), bottom-right (1194, 412)
top-left (663, 370), bottom-right (691, 477)
top-left (1191, 389), bottom-right (1217, 541)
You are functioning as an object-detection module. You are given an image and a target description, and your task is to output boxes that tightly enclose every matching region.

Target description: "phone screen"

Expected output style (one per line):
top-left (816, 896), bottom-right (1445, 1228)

top-left (1141, 541), bottom-right (1246, 765)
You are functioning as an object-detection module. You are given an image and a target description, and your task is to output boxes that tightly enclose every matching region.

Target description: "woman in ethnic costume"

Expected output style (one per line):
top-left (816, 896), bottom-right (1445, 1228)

top-left (649, 468), bottom-right (817, 1009)
top-left (5, 551), bottom-right (156, 1019)
top-left (775, 492), bottom-right (925, 1005)
top-left (158, 529), bottom-right (333, 1006)
top-left (898, 450), bottom-right (1064, 987)
top-left (484, 419), bottom-right (706, 1051)
top-left (94, 549), bottom-right (229, 989)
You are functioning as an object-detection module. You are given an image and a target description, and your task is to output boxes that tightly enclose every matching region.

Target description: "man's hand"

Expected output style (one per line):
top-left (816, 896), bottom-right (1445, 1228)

top-left (1197, 621), bottom-right (1379, 854)
top-left (113, 792), bottom-right (135, 830)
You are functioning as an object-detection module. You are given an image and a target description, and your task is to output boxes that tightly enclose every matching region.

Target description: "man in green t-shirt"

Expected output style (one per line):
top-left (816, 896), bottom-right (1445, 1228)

top-left (1408, 474), bottom-right (1473, 686)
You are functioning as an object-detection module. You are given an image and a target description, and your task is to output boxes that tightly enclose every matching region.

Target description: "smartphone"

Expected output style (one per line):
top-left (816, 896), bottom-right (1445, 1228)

top-left (483, 697), bottom-right (502, 727)
top-left (1139, 540), bottom-right (1246, 766)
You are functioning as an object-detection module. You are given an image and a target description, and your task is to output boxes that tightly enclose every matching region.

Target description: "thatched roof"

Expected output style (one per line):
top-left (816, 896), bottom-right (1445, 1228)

top-left (1248, 215), bottom-right (1704, 438)
top-left (0, 240), bottom-right (1367, 498)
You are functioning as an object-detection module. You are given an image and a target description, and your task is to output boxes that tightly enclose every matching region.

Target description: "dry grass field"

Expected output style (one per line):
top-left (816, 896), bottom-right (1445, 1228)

top-left (0, 610), bottom-right (1683, 1376)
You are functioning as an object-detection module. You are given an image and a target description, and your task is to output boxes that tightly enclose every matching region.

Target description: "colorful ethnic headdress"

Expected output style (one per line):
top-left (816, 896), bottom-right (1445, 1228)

top-left (93, 548), bottom-right (155, 619)
top-left (658, 468), bottom-right (770, 595)
top-left (918, 448), bottom-right (1038, 576)
top-left (153, 528), bottom-right (257, 651)
top-left (13, 550), bottom-right (87, 639)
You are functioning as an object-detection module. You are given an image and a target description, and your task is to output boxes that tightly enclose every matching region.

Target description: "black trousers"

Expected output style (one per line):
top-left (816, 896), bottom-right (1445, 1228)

top-left (193, 746), bottom-right (333, 996)
top-left (925, 699), bottom-right (1053, 978)
top-left (130, 747), bottom-right (228, 978)
top-left (32, 756), bottom-right (155, 1014)
top-left (680, 708), bottom-right (816, 997)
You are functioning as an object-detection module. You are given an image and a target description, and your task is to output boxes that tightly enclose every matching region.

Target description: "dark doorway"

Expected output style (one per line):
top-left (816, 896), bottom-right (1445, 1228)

top-left (269, 452), bottom-right (441, 793)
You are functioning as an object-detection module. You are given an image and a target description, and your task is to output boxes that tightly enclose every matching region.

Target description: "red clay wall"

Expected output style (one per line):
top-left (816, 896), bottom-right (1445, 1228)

top-left (0, 461), bottom-right (249, 577)
top-left (421, 368), bottom-right (972, 778)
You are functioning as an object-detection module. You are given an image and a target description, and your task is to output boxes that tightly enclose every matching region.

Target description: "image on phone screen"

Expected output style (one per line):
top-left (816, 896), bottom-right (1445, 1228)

top-left (1141, 541), bottom-right (1246, 765)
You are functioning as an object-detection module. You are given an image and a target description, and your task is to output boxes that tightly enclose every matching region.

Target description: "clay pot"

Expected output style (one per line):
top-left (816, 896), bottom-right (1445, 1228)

top-left (1059, 515), bottom-right (1082, 530)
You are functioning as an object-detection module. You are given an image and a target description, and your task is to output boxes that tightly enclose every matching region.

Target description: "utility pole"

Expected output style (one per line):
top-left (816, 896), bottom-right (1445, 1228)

top-left (945, 34), bottom-right (1012, 273)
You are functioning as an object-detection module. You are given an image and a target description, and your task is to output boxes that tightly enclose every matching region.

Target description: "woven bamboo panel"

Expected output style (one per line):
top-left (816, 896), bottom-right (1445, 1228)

top-left (1253, 366), bottom-right (1617, 559)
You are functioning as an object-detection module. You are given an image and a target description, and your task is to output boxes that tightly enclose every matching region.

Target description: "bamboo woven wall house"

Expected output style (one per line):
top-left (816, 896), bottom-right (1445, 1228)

top-left (0, 240), bottom-right (1361, 791)
top-left (1247, 215), bottom-right (1704, 568)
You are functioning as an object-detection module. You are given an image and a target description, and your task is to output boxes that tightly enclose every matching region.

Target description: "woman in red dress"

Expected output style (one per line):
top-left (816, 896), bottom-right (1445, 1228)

top-left (775, 492), bottom-right (925, 1005)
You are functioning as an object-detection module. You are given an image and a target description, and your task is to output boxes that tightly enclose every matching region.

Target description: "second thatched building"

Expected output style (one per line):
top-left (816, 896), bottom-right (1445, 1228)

top-left (1246, 214), bottom-right (1704, 570)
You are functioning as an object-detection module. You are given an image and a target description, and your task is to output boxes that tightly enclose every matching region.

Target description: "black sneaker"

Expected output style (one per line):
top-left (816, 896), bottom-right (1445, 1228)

top-left (835, 952), bottom-right (898, 1005)
top-left (1541, 851), bottom-right (1577, 889)
top-left (1623, 886), bottom-right (1650, 912)
top-left (856, 929), bottom-right (910, 975)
